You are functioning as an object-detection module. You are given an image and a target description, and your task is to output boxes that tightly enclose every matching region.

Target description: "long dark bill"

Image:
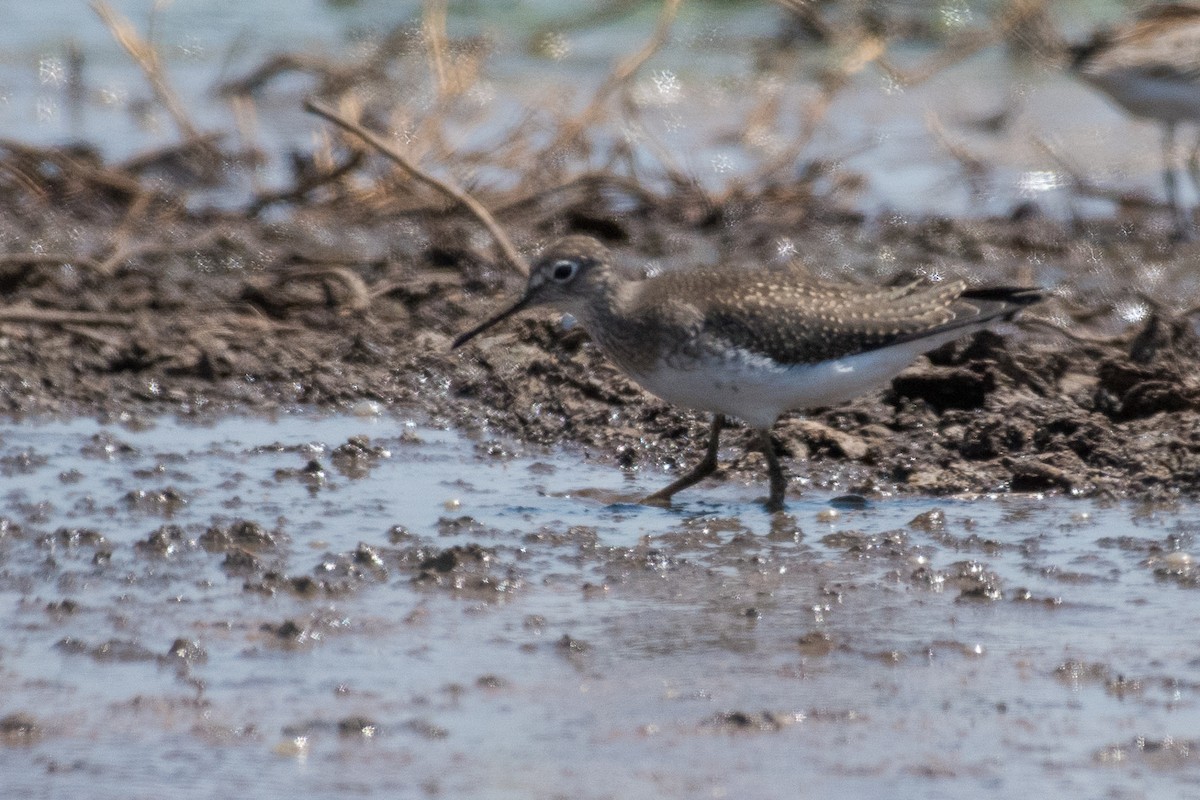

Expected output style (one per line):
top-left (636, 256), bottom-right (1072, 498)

top-left (450, 294), bottom-right (532, 349)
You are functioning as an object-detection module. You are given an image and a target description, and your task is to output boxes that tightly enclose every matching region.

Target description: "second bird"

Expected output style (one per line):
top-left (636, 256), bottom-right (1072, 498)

top-left (1070, 3), bottom-right (1200, 235)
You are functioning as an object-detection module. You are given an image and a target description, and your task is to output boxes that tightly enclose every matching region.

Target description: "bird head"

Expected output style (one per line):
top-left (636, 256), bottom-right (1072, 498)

top-left (451, 235), bottom-right (612, 348)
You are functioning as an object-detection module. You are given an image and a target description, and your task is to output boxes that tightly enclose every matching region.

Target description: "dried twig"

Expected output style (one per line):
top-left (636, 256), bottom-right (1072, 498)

top-left (0, 253), bottom-right (102, 270)
top-left (548, 0), bottom-right (682, 157)
top-left (727, 33), bottom-right (883, 197)
top-left (285, 267), bottom-right (373, 312)
top-left (494, 171), bottom-right (661, 216)
top-left (90, 1), bottom-right (205, 145)
top-left (875, 0), bottom-right (1053, 88)
top-left (1020, 315), bottom-right (1130, 347)
top-left (0, 307), bottom-right (133, 327)
top-left (118, 133), bottom-right (227, 178)
top-left (0, 138), bottom-right (145, 200)
top-left (423, 0), bottom-right (452, 98)
top-left (247, 149), bottom-right (364, 216)
top-left (97, 229), bottom-right (227, 276)
top-left (110, 190), bottom-right (155, 250)
top-left (303, 98), bottom-right (529, 276)
top-left (925, 110), bottom-right (991, 201)
top-left (219, 53), bottom-right (348, 97)
top-left (1032, 136), bottom-right (1154, 206)
top-left (62, 323), bottom-right (128, 348)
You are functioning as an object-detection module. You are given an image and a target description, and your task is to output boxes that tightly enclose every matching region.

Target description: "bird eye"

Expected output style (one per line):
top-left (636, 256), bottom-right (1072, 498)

top-left (550, 260), bottom-right (578, 282)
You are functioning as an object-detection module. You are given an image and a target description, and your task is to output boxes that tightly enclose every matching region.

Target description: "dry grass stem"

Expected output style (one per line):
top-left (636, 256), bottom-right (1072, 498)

top-left (549, 0), bottom-right (682, 158)
top-left (0, 253), bottom-right (101, 270)
top-left (876, 0), bottom-right (1053, 87)
top-left (0, 307), bottom-right (133, 327)
top-left (97, 229), bottom-right (227, 276)
top-left (304, 98), bottom-right (529, 276)
top-left (90, 1), bottom-right (206, 146)
top-left (1032, 136), bottom-right (1155, 207)
top-left (247, 150), bottom-right (364, 216)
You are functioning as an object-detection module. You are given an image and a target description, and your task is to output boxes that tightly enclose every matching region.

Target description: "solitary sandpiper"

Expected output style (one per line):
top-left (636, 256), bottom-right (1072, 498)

top-left (453, 235), bottom-right (1040, 510)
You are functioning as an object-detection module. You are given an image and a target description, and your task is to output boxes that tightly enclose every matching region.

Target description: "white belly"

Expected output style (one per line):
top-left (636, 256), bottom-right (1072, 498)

top-left (626, 332), bottom-right (972, 430)
top-left (1089, 71), bottom-right (1200, 122)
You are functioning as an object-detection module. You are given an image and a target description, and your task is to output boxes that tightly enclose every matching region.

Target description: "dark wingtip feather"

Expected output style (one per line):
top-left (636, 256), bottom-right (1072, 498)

top-left (959, 287), bottom-right (1043, 306)
top-left (960, 286), bottom-right (1043, 324)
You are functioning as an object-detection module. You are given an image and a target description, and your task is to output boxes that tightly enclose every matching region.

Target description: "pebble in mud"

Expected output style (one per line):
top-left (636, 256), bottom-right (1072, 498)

top-left (352, 400), bottom-right (383, 417)
top-left (699, 710), bottom-right (798, 733)
top-left (330, 435), bottom-right (390, 479)
top-left (403, 719), bottom-right (449, 740)
top-left (796, 631), bottom-right (835, 658)
top-left (44, 599), bottom-right (78, 619)
top-left (907, 508), bottom-right (945, 531)
top-left (815, 508), bottom-right (839, 523)
top-left (245, 572), bottom-right (332, 598)
top-left (123, 487), bottom-right (187, 515)
top-left (135, 524), bottom-right (189, 556)
top-left (199, 519), bottom-right (279, 552)
top-left (947, 560), bottom-right (1004, 601)
top-left (1095, 737), bottom-right (1199, 766)
top-left (1146, 550), bottom-right (1199, 586)
top-left (80, 433), bottom-right (137, 459)
top-left (221, 548), bottom-right (262, 575)
top-left (819, 529), bottom-right (911, 560)
top-left (476, 674), bottom-right (508, 689)
top-left (1054, 661), bottom-right (1145, 699)
top-left (387, 524), bottom-right (415, 543)
top-left (336, 716), bottom-right (378, 738)
top-left (166, 638), bottom-right (207, 664)
top-left (272, 736), bottom-right (311, 758)
top-left (259, 619), bottom-right (316, 648)
top-left (412, 543), bottom-right (522, 599)
top-left (55, 637), bottom-right (158, 663)
top-left (436, 515), bottom-right (502, 538)
top-left (0, 449), bottom-right (47, 475)
top-left (0, 517), bottom-right (22, 541)
top-left (0, 713), bottom-right (41, 745)
top-left (271, 458), bottom-right (326, 490)
top-left (39, 527), bottom-right (106, 550)
top-left (556, 634), bottom-right (590, 655)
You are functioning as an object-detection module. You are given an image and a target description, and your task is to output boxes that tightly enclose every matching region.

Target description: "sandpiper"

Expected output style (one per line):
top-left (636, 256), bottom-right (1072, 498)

top-left (452, 235), bottom-right (1040, 511)
top-left (1069, 3), bottom-right (1200, 235)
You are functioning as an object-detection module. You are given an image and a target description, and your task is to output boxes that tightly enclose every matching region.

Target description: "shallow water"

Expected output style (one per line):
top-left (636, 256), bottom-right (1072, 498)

top-left (0, 413), bottom-right (1197, 799)
top-left (0, 1), bottom-right (1182, 217)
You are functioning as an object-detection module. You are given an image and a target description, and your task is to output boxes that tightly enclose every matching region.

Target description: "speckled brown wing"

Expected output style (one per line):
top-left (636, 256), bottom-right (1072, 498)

top-left (1087, 5), bottom-right (1200, 82)
top-left (640, 269), bottom-right (1035, 366)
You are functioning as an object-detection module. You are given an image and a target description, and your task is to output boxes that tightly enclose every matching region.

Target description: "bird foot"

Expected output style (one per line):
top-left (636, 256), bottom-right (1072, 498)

top-left (639, 492), bottom-right (675, 508)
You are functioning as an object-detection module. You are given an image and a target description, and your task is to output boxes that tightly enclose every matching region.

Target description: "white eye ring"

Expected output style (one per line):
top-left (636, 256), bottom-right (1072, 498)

top-left (550, 259), bottom-right (579, 282)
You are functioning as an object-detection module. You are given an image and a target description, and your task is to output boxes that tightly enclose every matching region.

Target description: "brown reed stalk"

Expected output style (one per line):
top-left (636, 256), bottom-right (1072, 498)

top-left (304, 99), bottom-right (529, 276)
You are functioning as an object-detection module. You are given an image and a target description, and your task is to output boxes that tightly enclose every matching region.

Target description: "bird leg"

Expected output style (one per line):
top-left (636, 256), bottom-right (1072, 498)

top-left (1186, 129), bottom-right (1200, 208)
top-left (1162, 122), bottom-right (1192, 238)
top-left (643, 414), bottom-right (725, 506)
top-left (759, 429), bottom-right (788, 512)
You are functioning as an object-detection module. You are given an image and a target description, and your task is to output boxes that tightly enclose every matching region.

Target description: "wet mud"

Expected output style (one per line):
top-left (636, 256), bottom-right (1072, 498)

top-left (3, 169), bottom-right (1200, 501)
